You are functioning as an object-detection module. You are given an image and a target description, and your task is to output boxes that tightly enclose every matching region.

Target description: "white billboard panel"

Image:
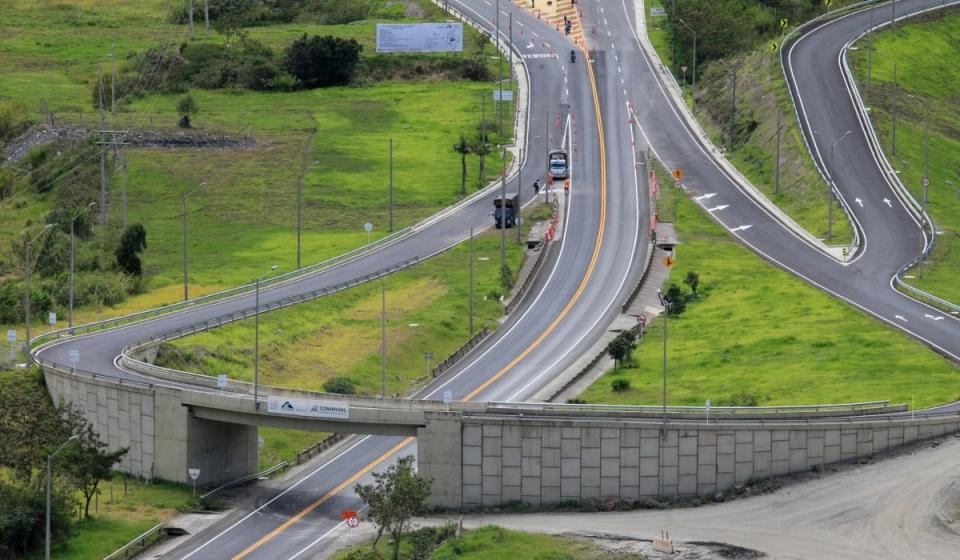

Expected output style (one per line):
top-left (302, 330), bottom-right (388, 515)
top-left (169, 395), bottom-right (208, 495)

top-left (376, 23), bottom-right (464, 53)
top-left (267, 396), bottom-right (350, 420)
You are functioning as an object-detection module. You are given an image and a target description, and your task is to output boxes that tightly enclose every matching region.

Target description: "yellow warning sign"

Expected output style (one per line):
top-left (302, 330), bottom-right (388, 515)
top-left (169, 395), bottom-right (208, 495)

top-left (662, 255), bottom-right (675, 269)
top-left (672, 168), bottom-right (684, 181)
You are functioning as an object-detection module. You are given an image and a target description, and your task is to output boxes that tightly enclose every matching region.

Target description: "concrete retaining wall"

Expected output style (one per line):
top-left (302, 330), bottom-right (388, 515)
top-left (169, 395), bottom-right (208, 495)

top-left (44, 368), bottom-right (258, 487)
top-left (453, 416), bottom-right (960, 508)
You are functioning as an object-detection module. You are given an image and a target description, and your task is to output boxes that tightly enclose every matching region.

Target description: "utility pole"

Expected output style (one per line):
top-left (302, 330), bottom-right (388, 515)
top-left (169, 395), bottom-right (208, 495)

top-left (670, 0), bottom-right (676, 74)
top-left (866, 6), bottom-right (874, 95)
top-left (891, 63), bottom-right (898, 156)
top-left (497, 0), bottom-right (503, 138)
top-left (98, 65), bottom-right (107, 225)
top-left (388, 139), bottom-right (394, 233)
top-left (920, 100), bottom-right (930, 278)
top-left (775, 110), bottom-right (782, 195)
top-left (110, 43), bottom-right (116, 114)
top-left (182, 182), bottom-right (206, 301)
top-left (469, 227), bottom-right (475, 335)
top-left (517, 147), bottom-right (523, 244)
top-left (729, 62), bottom-right (740, 151)
top-left (890, 0), bottom-right (896, 33)
top-left (658, 290), bottom-right (669, 435)
top-left (381, 278), bottom-right (387, 398)
top-left (120, 151), bottom-right (127, 227)
top-left (69, 203), bottom-right (96, 330)
top-left (500, 146), bottom-right (507, 288)
top-left (296, 175), bottom-right (302, 269)
top-left (204, 0), bottom-right (210, 35)
top-left (545, 108), bottom-right (550, 203)
top-left (189, 0), bottom-right (196, 39)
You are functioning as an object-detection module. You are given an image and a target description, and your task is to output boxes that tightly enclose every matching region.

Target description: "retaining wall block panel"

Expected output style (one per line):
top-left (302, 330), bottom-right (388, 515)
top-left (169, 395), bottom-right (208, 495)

top-left (561, 458), bottom-right (580, 477)
top-left (561, 477), bottom-right (581, 500)
top-left (542, 466), bottom-right (561, 487)
top-left (582, 447), bottom-right (601, 468)
top-left (561, 438), bottom-right (581, 457)
top-left (601, 476), bottom-right (620, 498)
top-left (754, 451), bottom-right (771, 476)
top-left (501, 485), bottom-right (521, 503)
top-left (464, 425), bottom-right (482, 446)
top-left (483, 436), bottom-right (502, 457)
top-left (521, 425), bottom-right (542, 439)
top-left (640, 437), bottom-right (660, 458)
top-left (482, 456), bottom-right (501, 475)
top-left (717, 472), bottom-right (735, 491)
top-left (679, 435), bottom-right (698, 456)
top-left (622, 428), bottom-right (641, 448)
top-left (639, 476), bottom-right (659, 496)
top-left (562, 427), bottom-right (581, 440)
top-left (521, 476), bottom-right (541, 498)
top-left (789, 430), bottom-right (806, 450)
top-left (502, 466), bottom-right (521, 487)
top-left (503, 424), bottom-right (521, 447)
top-left (621, 485), bottom-right (640, 501)
top-left (679, 474), bottom-right (697, 496)
top-left (542, 427), bottom-right (562, 448)
top-left (601, 437), bottom-right (620, 458)
top-left (620, 466), bottom-right (640, 487)
top-left (698, 445), bottom-right (717, 466)
top-left (481, 475), bottom-right (501, 496)
top-left (542, 447), bottom-right (560, 467)
top-left (621, 447), bottom-right (640, 467)
top-left (660, 465), bottom-right (678, 487)
top-left (503, 447), bottom-right (521, 467)
top-left (582, 427), bottom-right (602, 448)
top-left (717, 434), bottom-right (735, 456)
top-left (698, 430), bottom-right (717, 446)
top-left (483, 424), bottom-right (502, 438)
top-left (717, 452), bottom-right (734, 474)
top-left (661, 445), bottom-right (678, 467)
top-left (735, 431), bottom-right (753, 444)
top-left (753, 430), bottom-right (771, 452)
top-left (463, 465), bottom-right (482, 486)
top-left (581, 467), bottom-right (601, 487)
top-left (678, 455), bottom-right (697, 476)
top-left (541, 485), bottom-right (561, 504)
top-left (735, 461), bottom-right (754, 484)
top-left (464, 446), bottom-right (482, 466)
top-left (735, 442), bottom-right (753, 463)
top-left (522, 438), bottom-right (542, 457)
top-left (825, 429), bottom-right (841, 447)
top-left (697, 464), bottom-right (717, 485)
top-left (521, 456), bottom-right (541, 477)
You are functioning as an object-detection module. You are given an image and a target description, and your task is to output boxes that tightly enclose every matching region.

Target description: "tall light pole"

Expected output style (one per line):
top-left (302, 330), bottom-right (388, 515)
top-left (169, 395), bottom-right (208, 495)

top-left (381, 278), bottom-right (387, 398)
top-left (469, 227), bottom-right (475, 335)
top-left (254, 264), bottom-right (278, 410)
top-left (46, 435), bottom-right (78, 560)
top-left (828, 130), bottom-right (853, 241)
top-left (182, 181), bottom-right (207, 302)
top-left (24, 224), bottom-right (54, 362)
top-left (69, 202), bottom-right (97, 331)
top-left (297, 160), bottom-right (320, 270)
top-left (657, 289), bottom-right (669, 434)
top-left (676, 17), bottom-right (697, 104)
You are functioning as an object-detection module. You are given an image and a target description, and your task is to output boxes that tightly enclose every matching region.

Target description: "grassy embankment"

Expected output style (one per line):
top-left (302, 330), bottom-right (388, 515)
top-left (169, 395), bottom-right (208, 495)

top-left (333, 525), bottom-right (642, 560)
top-left (581, 159), bottom-right (960, 409)
top-left (1, 370), bottom-right (193, 560)
top-left (848, 8), bottom-right (960, 303)
top-left (159, 208), bottom-right (550, 468)
top-left (0, 0), bottom-right (514, 337)
top-left (647, 3), bottom-right (852, 245)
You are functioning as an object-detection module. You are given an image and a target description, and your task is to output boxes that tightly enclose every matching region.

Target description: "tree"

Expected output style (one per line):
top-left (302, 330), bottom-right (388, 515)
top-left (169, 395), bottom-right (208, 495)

top-left (664, 283), bottom-right (687, 316)
top-left (211, 0), bottom-right (256, 46)
top-left (323, 377), bottom-right (356, 395)
top-left (471, 137), bottom-right (493, 187)
top-left (283, 34), bottom-right (362, 89)
top-left (177, 93), bottom-right (198, 127)
top-left (452, 134), bottom-right (471, 196)
top-left (61, 409), bottom-right (128, 519)
top-left (606, 330), bottom-right (636, 370)
top-left (684, 270), bottom-right (700, 295)
top-left (355, 455), bottom-right (431, 560)
top-left (115, 223), bottom-right (147, 276)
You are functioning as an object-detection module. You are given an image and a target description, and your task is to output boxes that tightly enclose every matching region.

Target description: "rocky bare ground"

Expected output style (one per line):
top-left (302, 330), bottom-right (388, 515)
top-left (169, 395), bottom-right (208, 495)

top-left (2, 124), bottom-right (255, 164)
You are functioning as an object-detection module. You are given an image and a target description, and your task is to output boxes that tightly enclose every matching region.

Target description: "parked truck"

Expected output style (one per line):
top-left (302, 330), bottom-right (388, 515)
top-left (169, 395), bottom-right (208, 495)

top-left (548, 149), bottom-right (569, 180)
top-left (494, 193), bottom-right (520, 228)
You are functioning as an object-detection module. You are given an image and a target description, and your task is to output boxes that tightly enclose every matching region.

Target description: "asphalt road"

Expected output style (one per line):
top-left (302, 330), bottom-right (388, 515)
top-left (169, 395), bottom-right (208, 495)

top-left (33, 1), bottom-right (648, 558)
top-left (450, 435), bottom-right (960, 559)
top-left (603, 0), bottom-right (960, 362)
top-left (33, 1), bottom-right (960, 558)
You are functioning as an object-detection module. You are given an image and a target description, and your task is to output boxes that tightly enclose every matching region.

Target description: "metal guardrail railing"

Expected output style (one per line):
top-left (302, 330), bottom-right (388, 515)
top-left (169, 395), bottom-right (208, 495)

top-left (200, 461), bottom-right (288, 500)
top-left (103, 523), bottom-right (166, 560)
top-left (488, 400), bottom-right (894, 415)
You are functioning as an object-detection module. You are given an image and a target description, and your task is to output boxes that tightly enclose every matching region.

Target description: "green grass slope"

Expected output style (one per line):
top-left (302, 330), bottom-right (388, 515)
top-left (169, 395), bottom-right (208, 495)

top-left (582, 175), bottom-right (959, 409)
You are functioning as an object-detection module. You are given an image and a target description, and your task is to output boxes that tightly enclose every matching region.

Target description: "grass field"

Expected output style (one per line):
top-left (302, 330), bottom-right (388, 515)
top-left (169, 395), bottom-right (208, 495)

top-left (581, 173), bottom-right (960, 409)
top-left (333, 525), bottom-right (638, 560)
top-left (646, 5), bottom-right (853, 246)
top-left (156, 218), bottom-right (545, 467)
top-left (849, 8), bottom-right (960, 303)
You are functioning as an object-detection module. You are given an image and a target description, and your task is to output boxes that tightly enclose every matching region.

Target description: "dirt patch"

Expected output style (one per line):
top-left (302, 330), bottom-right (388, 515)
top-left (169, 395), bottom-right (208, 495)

top-left (566, 531), bottom-right (767, 559)
top-left (2, 124), bottom-right (255, 165)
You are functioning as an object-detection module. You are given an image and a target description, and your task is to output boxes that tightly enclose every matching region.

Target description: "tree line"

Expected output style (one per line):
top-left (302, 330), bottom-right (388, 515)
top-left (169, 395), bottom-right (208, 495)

top-left (0, 371), bottom-right (127, 558)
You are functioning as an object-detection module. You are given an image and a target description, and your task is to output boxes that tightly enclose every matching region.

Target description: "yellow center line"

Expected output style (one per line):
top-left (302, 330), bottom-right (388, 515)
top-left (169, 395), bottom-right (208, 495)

top-left (233, 21), bottom-right (608, 560)
top-left (231, 437), bottom-right (415, 560)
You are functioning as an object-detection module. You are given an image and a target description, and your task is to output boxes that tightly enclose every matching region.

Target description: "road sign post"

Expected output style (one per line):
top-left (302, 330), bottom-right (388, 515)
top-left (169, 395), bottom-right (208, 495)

top-left (188, 468), bottom-right (200, 495)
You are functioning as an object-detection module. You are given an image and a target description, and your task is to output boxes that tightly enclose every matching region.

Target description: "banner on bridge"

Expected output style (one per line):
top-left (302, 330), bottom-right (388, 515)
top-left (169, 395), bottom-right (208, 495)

top-left (376, 23), bottom-right (464, 53)
top-left (267, 396), bottom-right (350, 419)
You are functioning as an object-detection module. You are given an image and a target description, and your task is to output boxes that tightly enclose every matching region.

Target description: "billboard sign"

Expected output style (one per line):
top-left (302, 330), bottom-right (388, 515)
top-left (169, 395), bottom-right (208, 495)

top-left (377, 23), bottom-right (464, 53)
top-left (267, 396), bottom-right (350, 420)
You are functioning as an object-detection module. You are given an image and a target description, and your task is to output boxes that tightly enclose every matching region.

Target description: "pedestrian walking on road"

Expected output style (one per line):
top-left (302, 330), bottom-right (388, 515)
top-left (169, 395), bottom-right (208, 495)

top-left (533, 179), bottom-right (541, 195)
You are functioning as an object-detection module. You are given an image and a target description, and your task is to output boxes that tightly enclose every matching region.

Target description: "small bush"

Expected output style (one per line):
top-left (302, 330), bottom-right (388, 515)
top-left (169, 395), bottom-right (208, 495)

top-left (283, 34), bottom-right (362, 88)
top-left (611, 378), bottom-right (631, 392)
top-left (726, 390), bottom-right (759, 407)
top-left (566, 398), bottom-right (587, 404)
top-left (323, 376), bottom-right (356, 395)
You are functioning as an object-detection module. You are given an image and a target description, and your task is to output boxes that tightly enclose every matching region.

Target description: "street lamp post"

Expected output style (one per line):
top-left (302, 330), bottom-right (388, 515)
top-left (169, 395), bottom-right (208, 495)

top-left (657, 289), bottom-right (669, 434)
top-left (676, 17), bottom-right (697, 104)
top-left (182, 182), bottom-right (207, 302)
top-left (254, 264), bottom-right (278, 410)
top-left (69, 203), bottom-right (97, 331)
top-left (816, 129), bottom-right (853, 241)
top-left (24, 224), bottom-right (54, 362)
top-left (46, 435), bottom-right (78, 560)
top-left (296, 161), bottom-right (320, 270)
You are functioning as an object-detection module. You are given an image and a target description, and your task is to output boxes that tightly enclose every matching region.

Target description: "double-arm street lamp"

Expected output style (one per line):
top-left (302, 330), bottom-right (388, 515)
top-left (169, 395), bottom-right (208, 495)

top-left (182, 181), bottom-right (207, 302)
top-left (24, 224), bottom-right (54, 361)
top-left (676, 17), bottom-right (698, 103)
top-left (254, 264), bottom-right (278, 410)
top-left (46, 435), bottom-right (78, 560)
top-left (69, 202), bottom-right (97, 330)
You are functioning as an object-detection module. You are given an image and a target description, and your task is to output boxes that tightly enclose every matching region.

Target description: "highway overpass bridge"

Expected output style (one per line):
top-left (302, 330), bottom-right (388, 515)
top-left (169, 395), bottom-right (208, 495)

top-left (40, 352), bottom-right (959, 509)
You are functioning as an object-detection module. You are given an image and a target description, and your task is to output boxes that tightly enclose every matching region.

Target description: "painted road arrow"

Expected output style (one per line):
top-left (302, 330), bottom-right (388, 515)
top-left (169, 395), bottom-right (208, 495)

top-left (707, 204), bottom-right (729, 213)
top-left (925, 314), bottom-right (945, 321)
top-left (855, 198), bottom-right (863, 208)
top-left (895, 315), bottom-right (908, 322)
top-left (730, 225), bottom-right (753, 232)
top-left (883, 198), bottom-right (893, 208)
top-left (694, 193), bottom-right (716, 201)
